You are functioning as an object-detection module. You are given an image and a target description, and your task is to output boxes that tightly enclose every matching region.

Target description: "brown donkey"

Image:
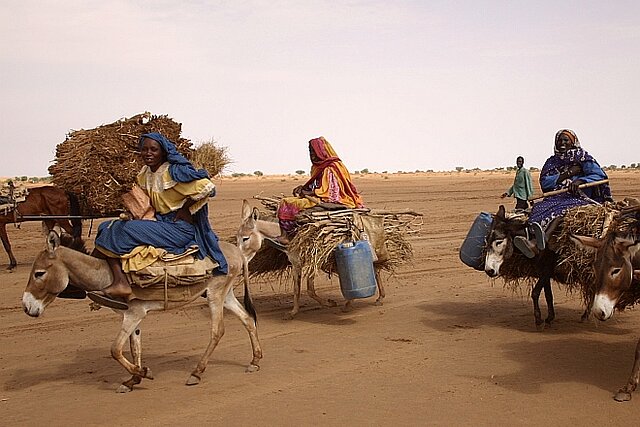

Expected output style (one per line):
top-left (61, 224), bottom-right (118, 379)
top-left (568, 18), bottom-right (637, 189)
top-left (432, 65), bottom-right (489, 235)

top-left (572, 232), bottom-right (640, 401)
top-left (1, 186), bottom-right (82, 269)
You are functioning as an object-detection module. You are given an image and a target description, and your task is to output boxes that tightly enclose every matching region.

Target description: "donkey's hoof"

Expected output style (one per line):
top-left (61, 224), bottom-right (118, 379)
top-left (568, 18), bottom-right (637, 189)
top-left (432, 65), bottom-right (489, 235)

top-left (283, 312), bottom-right (296, 320)
top-left (245, 364), bottom-right (260, 373)
top-left (614, 390), bottom-right (632, 402)
top-left (326, 299), bottom-right (338, 307)
top-left (535, 322), bottom-right (545, 332)
top-left (186, 374), bottom-right (201, 386)
top-left (141, 367), bottom-right (154, 380)
top-left (374, 298), bottom-right (384, 306)
top-left (341, 303), bottom-right (354, 313)
top-left (121, 374), bottom-right (142, 391)
top-left (116, 384), bottom-right (133, 393)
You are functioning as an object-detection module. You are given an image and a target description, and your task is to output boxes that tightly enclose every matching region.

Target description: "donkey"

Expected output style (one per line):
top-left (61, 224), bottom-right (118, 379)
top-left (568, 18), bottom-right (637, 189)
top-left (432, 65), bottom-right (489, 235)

top-left (1, 186), bottom-right (82, 269)
top-left (22, 230), bottom-right (262, 393)
top-left (483, 205), bottom-right (590, 330)
top-left (572, 231), bottom-right (640, 401)
top-left (237, 200), bottom-right (384, 319)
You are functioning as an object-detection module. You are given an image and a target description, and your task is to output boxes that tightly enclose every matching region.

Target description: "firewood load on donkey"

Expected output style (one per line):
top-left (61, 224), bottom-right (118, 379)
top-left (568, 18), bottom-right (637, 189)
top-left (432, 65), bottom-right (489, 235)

top-left (22, 223), bottom-right (262, 393)
top-left (0, 184), bottom-right (82, 269)
top-left (461, 201), bottom-right (632, 331)
top-left (237, 197), bottom-right (422, 319)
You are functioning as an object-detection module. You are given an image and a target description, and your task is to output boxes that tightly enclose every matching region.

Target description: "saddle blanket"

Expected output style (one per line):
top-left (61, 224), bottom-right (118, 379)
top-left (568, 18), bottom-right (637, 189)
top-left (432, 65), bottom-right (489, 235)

top-left (130, 281), bottom-right (210, 303)
top-left (125, 245), bottom-right (220, 288)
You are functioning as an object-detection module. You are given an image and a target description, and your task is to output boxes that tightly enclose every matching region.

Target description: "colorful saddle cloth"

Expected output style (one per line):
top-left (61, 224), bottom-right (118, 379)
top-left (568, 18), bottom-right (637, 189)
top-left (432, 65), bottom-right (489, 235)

top-left (124, 245), bottom-right (220, 288)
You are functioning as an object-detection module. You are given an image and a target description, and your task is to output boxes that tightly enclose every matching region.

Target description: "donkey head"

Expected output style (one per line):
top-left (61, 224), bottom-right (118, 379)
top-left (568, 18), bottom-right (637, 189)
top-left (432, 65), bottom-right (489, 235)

top-left (484, 205), bottom-right (524, 277)
top-left (572, 233), bottom-right (640, 321)
top-left (237, 200), bottom-right (267, 263)
top-left (22, 231), bottom-right (70, 317)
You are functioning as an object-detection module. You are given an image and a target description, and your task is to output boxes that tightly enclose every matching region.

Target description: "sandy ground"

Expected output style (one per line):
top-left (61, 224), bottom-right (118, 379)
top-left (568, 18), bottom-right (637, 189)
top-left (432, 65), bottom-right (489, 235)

top-left (1, 170), bottom-right (640, 426)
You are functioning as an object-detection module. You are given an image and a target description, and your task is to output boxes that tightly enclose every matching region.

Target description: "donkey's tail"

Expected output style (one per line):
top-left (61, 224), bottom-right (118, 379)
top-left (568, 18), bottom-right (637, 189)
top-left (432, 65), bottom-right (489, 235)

top-left (66, 191), bottom-right (82, 239)
top-left (242, 256), bottom-right (258, 324)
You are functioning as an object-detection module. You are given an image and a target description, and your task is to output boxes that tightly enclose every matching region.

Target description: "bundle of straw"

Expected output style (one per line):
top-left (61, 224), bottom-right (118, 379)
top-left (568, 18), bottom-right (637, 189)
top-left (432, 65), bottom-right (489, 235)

top-left (191, 139), bottom-right (231, 179)
top-left (499, 201), bottom-right (638, 306)
top-left (49, 112), bottom-right (229, 215)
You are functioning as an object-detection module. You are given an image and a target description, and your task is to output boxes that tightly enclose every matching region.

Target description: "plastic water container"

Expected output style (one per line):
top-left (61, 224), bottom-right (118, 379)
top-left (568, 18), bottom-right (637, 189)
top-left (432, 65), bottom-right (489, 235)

top-left (335, 241), bottom-right (377, 299)
top-left (459, 212), bottom-right (493, 271)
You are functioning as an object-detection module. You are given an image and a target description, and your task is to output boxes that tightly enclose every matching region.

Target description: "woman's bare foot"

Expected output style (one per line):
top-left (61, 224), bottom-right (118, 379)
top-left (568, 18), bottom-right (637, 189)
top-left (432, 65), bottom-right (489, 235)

top-left (103, 280), bottom-right (132, 299)
top-left (104, 257), bottom-right (133, 298)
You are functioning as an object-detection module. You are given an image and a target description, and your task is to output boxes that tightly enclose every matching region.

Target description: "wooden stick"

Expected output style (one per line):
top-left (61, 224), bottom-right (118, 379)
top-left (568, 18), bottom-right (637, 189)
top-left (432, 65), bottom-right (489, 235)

top-left (369, 209), bottom-right (423, 216)
top-left (528, 179), bottom-right (609, 202)
top-left (253, 195), bottom-right (281, 203)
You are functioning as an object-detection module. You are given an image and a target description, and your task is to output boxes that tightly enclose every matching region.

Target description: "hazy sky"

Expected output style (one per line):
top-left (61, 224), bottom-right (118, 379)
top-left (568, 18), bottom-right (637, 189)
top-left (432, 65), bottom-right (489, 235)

top-left (2, 0), bottom-right (639, 177)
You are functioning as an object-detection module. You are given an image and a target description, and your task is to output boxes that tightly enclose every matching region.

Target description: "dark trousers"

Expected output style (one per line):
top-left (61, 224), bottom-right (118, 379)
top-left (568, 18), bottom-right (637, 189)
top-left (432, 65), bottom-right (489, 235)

top-left (515, 198), bottom-right (529, 210)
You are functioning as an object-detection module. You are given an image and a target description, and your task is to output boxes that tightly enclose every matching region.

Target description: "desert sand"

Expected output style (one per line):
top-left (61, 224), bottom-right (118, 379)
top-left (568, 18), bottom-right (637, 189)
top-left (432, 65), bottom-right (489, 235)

top-left (1, 170), bottom-right (640, 426)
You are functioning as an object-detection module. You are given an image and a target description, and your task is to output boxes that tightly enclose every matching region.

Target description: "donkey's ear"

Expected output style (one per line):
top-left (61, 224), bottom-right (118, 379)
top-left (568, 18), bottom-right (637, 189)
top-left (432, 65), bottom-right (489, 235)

top-left (241, 199), bottom-right (252, 221)
top-left (252, 207), bottom-right (260, 221)
top-left (496, 205), bottom-right (506, 220)
top-left (46, 230), bottom-right (60, 256)
top-left (570, 234), bottom-right (602, 253)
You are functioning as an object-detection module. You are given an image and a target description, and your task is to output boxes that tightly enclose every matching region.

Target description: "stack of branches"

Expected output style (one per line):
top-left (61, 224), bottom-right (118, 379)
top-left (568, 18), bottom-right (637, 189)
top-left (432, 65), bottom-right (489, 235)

top-left (48, 112), bottom-right (229, 215)
top-left (248, 195), bottom-right (422, 280)
top-left (499, 200), bottom-right (637, 306)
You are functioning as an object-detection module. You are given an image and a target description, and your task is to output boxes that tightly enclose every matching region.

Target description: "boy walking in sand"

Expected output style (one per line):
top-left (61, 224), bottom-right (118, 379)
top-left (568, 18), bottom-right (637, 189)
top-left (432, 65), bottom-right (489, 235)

top-left (501, 156), bottom-right (533, 211)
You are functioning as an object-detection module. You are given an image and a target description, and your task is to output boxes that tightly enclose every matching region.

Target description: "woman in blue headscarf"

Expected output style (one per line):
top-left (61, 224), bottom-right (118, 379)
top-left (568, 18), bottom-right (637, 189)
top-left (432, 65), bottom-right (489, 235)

top-left (513, 129), bottom-right (612, 257)
top-left (92, 133), bottom-right (227, 303)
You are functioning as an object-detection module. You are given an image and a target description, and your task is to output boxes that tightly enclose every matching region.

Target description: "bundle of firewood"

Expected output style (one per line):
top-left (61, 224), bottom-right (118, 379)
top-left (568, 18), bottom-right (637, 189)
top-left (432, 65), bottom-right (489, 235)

top-left (48, 112), bottom-right (229, 215)
top-left (293, 206), bottom-right (421, 275)
top-left (248, 195), bottom-right (423, 279)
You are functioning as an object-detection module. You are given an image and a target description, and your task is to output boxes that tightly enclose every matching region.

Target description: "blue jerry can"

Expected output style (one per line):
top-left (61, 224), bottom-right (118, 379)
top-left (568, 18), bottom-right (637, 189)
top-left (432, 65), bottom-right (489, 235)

top-left (459, 212), bottom-right (493, 271)
top-left (335, 241), bottom-right (377, 299)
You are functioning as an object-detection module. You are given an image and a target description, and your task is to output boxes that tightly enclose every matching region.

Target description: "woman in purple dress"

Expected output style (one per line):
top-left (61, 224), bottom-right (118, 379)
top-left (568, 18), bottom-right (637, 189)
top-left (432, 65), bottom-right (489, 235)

top-left (513, 129), bottom-right (612, 258)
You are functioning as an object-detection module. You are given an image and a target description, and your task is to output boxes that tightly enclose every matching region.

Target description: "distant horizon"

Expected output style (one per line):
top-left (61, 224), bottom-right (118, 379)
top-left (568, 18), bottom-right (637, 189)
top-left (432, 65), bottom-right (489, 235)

top-left (3, 163), bottom-right (640, 183)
